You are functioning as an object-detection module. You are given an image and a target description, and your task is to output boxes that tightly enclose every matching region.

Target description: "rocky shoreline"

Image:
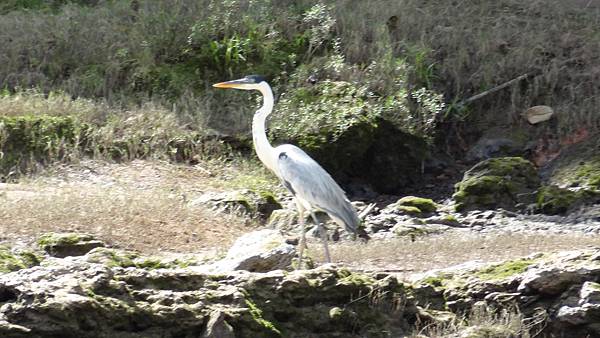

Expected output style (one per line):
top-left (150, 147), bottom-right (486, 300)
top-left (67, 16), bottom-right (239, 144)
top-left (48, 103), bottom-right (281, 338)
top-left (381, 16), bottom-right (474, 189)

top-left (1, 233), bottom-right (600, 337)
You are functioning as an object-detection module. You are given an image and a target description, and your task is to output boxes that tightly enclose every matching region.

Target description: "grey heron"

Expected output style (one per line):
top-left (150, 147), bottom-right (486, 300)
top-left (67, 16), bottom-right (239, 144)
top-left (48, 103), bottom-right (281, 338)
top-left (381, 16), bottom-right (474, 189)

top-left (213, 75), bottom-right (368, 266)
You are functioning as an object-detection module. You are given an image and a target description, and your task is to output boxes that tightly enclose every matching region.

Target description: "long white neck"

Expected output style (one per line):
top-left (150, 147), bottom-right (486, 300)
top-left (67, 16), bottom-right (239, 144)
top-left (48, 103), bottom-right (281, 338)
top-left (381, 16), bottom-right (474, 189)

top-left (252, 82), bottom-right (278, 175)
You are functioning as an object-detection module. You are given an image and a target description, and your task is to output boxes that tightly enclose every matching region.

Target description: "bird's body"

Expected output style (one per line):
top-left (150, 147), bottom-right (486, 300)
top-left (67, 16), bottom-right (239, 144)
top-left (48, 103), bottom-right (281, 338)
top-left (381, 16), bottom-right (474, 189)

top-left (275, 144), bottom-right (360, 234)
top-left (214, 75), bottom-right (365, 265)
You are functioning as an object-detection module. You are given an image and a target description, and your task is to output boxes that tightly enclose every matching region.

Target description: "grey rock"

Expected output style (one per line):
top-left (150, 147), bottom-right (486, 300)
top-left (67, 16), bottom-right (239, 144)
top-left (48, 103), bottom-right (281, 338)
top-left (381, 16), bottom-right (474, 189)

top-left (424, 215), bottom-right (464, 228)
top-left (518, 268), bottom-right (584, 295)
top-left (203, 310), bottom-right (235, 338)
top-left (580, 281), bottom-right (600, 305)
top-left (209, 229), bottom-right (296, 273)
top-left (266, 208), bottom-right (298, 231)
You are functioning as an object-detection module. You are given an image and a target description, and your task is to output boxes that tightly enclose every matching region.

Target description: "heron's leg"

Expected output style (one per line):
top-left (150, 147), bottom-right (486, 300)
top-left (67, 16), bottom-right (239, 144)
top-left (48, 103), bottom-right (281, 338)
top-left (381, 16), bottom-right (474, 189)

top-left (310, 212), bottom-right (331, 263)
top-left (296, 203), bottom-right (307, 270)
top-left (295, 200), bottom-right (308, 251)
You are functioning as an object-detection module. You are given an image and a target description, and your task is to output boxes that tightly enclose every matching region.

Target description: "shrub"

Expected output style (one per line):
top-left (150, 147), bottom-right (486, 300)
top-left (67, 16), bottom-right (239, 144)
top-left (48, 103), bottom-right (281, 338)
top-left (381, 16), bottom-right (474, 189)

top-left (0, 115), bottom-right (86, 174)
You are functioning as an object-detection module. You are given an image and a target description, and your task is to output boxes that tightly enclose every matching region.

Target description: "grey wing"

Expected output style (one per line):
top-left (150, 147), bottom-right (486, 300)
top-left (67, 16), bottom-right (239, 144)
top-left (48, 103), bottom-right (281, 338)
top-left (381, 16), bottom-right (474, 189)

top-left (275, 145), bottom-right (360, 234)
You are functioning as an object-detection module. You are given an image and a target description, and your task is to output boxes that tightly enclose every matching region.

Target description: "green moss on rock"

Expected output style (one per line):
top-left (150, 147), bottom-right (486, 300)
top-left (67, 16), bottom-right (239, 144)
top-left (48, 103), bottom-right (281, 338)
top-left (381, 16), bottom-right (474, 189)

top-left (84, 247), bottom-right (137, 268)
top-left (38, 232), bottom-right (89, 247)
top-left (420, 276), bottom-right (445, 288)
top-left (475, 258), bottom-right (534, 280)
top-left (17, 250), bottom-right (42, 267)
top-left (396, 196), bottom-right (438, 213)
top-left (85, 247), bottom-right (188, 269)
top-left (38, 232), bottom-right (105, 257)
top-left (397, 205), bottom-right (423, 215)
top-left (338, 272), bottom-right (376, 287)
top-left (244, 297), bottom-right (282, 336)
top-left (238, 268), bottom-right (411, 336)
top-left (538, 138), bottom-right (600, 216)
top-left (453, 157), bottom-right (540, 212)
top-left (572, 158), bottom-right (600, 189)
top-left (393, 225), bottom-right (444, 238)
top-left (543, 137), bottom-right (600, 191)
top-left (536, 185), bottom-right (599, 215)
top-left (442, 214), bottom-right (459, 224)
top-left (0, 246), bottom-right (42, 273)
top-left (197, 189), bottom-right (282, 220)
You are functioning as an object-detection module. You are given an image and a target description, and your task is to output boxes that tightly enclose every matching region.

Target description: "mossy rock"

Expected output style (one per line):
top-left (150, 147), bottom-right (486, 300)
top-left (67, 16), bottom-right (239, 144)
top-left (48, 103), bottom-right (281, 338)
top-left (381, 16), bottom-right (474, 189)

top-left (553, 158), bottom-right (600, 190)
top-left (541, 136), bottom-right (600, 191)
top-left (536, 185), bottom-right (600, 215)
top-left (191, 189), bottom-right (282, 220)
top-left (397, 205), bottom-right (423, 215)
top-left (237, 268), bottom-right (410, 337)
top-left (395, 196), bottom-right (438, 213)
top-left (38, 232), bottom-right (105, 258)
top-left (555, 157), bottom-right (600, 190)
top-left (475, 258), bottom-right (534, 280)
top-left (266, 209), bottom-right (298, 231)
top-left (0, 246), bottom-right (42, 273)
top-left (453, 157), bottom-right (540, 212)
top-left (85, 247), bottom-right (192, 269)
top-left (428, 214), bottom-right (461, 227)
top-left (393, 224), bottom-right (447, 238)
top-left (84, 247), bottom-right (138, 268)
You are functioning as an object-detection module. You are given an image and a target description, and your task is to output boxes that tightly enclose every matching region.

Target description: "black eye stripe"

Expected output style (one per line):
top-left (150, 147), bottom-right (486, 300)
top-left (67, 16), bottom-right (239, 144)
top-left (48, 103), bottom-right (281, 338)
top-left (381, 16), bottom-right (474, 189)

top-left (245, 75), bottom-right (265, 83)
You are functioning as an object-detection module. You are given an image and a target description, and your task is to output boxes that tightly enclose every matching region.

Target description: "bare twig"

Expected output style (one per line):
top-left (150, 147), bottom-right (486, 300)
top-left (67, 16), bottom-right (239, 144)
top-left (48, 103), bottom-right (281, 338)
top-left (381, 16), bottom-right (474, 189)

top-left (456, 58), bottom-right (581, 108)
top-left (457, 72), bottom-right (537, 107)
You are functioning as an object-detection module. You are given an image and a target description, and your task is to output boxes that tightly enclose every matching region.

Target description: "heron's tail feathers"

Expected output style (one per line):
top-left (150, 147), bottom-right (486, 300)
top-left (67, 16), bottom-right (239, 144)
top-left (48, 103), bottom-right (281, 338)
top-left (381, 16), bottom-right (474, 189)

top-left (326, 202), bottom-right (370, 242)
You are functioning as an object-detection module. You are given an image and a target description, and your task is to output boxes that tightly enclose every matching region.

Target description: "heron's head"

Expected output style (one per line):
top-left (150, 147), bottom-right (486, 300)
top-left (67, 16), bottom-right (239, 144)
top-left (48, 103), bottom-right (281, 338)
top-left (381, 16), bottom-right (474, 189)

top-left (213, 75), bottom-right (266, 91)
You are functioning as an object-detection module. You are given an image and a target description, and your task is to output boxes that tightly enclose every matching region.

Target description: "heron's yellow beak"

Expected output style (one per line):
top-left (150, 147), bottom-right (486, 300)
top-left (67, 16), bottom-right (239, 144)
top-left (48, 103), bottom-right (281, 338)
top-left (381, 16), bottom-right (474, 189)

top-left (213, 79), bottom-right (252, 89)
top-left (213, 82), bottom-right (238, 89)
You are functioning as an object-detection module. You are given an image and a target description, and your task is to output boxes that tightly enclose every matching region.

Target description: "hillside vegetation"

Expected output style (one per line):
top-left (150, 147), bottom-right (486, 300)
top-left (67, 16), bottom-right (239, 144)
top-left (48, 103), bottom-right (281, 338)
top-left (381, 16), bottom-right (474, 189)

top-left (1, 0), bottom-right (598, 140)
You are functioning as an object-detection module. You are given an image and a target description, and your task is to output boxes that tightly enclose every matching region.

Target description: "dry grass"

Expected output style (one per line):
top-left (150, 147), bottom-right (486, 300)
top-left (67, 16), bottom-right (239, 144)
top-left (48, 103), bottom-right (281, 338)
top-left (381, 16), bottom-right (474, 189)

top-left (322, 231), bottom-right (600, 274)
top-left (0, 89), bottom-right (107, 121)
top-left (0, 159), bottom-right (277, 253)
top-left (411, 304), bottom-right (545, 338)
top-left (1, 159), bottom-right (598, 275)
top-left (333, 0), bottom-right (600, 134)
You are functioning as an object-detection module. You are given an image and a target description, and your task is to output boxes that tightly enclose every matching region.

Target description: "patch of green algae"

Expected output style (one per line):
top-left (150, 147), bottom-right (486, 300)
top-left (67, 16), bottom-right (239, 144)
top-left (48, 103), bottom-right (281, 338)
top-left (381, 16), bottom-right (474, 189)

top-left (244, 297), bottom-right (282, 336)
top-left (475, 259), bottom-right (534, 281)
